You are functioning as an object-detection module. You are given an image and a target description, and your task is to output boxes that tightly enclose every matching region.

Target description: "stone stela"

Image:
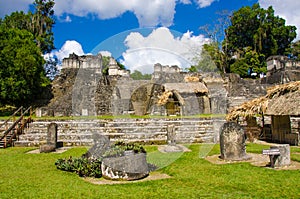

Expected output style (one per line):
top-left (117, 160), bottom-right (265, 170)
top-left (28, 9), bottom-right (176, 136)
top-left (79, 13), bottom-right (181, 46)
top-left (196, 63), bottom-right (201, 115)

top-left (167, 124), bottom-right (176, 146)
top-left (39, 122), bottom-right (58, 153)
top-left (220, 122), bottom-right (251, 161)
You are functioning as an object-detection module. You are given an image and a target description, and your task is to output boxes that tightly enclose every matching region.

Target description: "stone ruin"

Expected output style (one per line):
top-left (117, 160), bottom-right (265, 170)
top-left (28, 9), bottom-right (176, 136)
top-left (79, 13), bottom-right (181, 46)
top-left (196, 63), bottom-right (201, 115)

top-left (38, 52), bottom-right (300, 117)
top-left (219, 122), bottom-right (251, 161)
top-left (40, 123), bottom-right (58, 153)
top-left (39, 53), bottom-right (230, 117)
top-left (84, 133), bottom-right (149, 181)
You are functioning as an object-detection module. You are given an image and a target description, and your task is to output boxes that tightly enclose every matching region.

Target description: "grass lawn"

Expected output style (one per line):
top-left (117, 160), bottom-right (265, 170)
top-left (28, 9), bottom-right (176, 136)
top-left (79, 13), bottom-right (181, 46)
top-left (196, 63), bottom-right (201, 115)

top-left (1, 143), bottom-right (300, 199)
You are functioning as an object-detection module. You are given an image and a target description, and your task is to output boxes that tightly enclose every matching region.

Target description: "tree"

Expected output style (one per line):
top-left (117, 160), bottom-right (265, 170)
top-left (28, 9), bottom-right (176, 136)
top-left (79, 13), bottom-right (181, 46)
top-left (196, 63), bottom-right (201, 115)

top-left (224, 3), bottom-right (296, 59)
top-left (0, 27), bottom-right (50, 107)
top-left (0, 11), bottom-right (30, 30)
top-left (230, 47), bottom-right (266, 77)
top-left (291, 40), bottom-right (300, 60)
top-left (0, 0), bottom-right (55, 54)
top-left (130, 70), bottom-right (151, 80)
top-left (44, 55), bottom-right (59, 80)
top-left (30, 0), bottom-right (55, 54)
top-left (198, 10), bottom-right (231, 73)
top-left (195, 42), bottom-right (228, 73)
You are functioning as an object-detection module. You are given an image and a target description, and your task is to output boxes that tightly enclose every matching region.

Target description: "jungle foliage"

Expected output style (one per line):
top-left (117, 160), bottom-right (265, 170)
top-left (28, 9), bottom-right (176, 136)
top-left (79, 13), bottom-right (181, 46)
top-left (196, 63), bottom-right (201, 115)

top-left (0, 0), bottom-right (55, 107)
top-left (199, 3), bottom-right (297, 77)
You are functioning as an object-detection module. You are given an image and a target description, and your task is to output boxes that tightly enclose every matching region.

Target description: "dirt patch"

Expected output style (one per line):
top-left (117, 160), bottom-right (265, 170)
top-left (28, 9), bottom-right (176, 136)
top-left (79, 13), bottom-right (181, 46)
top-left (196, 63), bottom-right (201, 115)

top-left (205, 153), bottom-right (300, 170)
top-left (84, 172), bottom-right (171, 185)
top-left (26, 147), bottom-right (72, 154)
top-left (158, 144), bottom-right (191, 153)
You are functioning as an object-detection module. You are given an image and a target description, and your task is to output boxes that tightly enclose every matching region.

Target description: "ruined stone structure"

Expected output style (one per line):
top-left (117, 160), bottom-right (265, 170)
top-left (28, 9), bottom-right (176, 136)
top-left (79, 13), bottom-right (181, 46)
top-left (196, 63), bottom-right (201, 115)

top-left (266, 55), bottom-right (300, 84)
top-left (62, 53), bottom-right (102, 71)
top-left (40, 53), bottom-right (231, 117)
top-left (15, 118), bottom-right (223, 146)
top-left (39, 53), bottom-right (300, 118)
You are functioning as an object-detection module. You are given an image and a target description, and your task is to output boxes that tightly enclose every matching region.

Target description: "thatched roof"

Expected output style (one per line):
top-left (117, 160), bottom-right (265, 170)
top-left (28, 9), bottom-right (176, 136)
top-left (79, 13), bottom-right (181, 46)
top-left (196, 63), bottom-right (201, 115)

top-left (164, 82), bottom-right (208, 94)
top-left (227, 81), bottom-right (300, 121)
top-left (157, 90), bottom-right (185, 106)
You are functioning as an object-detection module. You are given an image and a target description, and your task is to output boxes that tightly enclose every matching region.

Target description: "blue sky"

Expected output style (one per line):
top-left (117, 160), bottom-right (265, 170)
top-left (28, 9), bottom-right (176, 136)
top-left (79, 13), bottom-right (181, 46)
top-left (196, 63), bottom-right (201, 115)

top-left (1, 0), bottom-right (299, 73)
top-left (52, 0), bottom-right (257, 53)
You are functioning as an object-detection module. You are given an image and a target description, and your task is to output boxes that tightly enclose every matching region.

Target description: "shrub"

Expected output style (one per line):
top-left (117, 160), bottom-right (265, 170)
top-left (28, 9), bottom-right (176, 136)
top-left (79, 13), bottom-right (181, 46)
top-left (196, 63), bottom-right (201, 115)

top-left (102, 141), bottom-right (146, 158)
top-left (55, 142), bottom-right (147, 178)
top-left (55, 156), bottom-right (102, 178)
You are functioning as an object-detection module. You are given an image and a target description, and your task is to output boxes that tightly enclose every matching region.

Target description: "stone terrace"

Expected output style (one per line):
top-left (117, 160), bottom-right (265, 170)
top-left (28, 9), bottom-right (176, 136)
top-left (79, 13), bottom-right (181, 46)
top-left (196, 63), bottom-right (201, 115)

top-left (13, 118), bottom-right (225, 147)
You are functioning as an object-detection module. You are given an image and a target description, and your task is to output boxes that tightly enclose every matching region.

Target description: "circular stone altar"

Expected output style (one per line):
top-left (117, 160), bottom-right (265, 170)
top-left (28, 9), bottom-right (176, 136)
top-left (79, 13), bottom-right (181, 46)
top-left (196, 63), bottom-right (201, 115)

top-left (101, 152), bottom-right (149, 181)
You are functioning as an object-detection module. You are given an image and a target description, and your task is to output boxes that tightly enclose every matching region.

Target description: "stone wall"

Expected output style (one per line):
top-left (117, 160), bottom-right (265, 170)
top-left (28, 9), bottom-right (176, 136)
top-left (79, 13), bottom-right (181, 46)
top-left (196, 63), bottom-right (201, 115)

top-left (14, 118), bottom-right (225, 147)
top-left (62, 53), bottom-right (103, 70)
top-left (225, 73), bottom-right (269, 109)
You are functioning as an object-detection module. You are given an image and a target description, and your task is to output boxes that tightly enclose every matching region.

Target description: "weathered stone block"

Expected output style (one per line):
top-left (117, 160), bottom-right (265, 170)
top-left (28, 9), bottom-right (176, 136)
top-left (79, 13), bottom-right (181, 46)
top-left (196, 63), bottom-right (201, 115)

top-left (220, 122), bottom-right (250, 161)
top-left (47, 122), bottom-right (57, 145)
top-left (39, 144), bottom-right (56, 153)
top-left (101, 153), bottom-right (149, 181)
top-left (272, 144), bottom-right (290, 167)
top-left (84, 133), bottom-right (110, 159)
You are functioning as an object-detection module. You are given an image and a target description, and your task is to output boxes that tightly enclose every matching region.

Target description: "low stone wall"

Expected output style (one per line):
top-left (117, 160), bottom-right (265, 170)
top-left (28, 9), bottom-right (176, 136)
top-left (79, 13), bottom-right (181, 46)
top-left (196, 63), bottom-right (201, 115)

top-left (13, 118), bottom-right (225, 147)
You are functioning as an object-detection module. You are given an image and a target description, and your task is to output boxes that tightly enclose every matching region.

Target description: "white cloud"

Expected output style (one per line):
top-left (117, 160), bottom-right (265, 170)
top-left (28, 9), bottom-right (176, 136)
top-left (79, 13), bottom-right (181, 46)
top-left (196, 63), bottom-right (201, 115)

top-left (0, 0), bottom-right (217, 27)
top-left (179, 0), bottom-right (192, 4)
top-left (0, 0), bottom-right (32, 17)
top-left (194, 0), bottom-right (216, 8)
top-left (45, 40), bottom-right (85, 64)
top-left (120, 27), bottom-right (210, 74)
top-left (259, 0), bottom-right (300, 40)
top-left (64, 15), bottom-right (72, 23)
top-left (54, 40), bottom-right (85, 61)
top-left (98, 51), bottom-right (112, 57)
top-left (54, 0), bottom-right (176, 27)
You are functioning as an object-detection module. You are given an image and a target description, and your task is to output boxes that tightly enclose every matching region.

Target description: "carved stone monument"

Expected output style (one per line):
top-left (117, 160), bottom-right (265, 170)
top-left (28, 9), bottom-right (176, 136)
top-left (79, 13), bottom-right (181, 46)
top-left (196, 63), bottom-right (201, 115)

top-left (40, 123), bottom-right (58, 153)
top-left (220, 122), bottom-right (250, 161)
top-left (158, 124), bottom-right (190, 153)
top-left (167, 124), bottom-right (176, 145)
top-left (101, 153), bottom-right (149, 181)
top-left (84, 133), bottom-right (111, 159)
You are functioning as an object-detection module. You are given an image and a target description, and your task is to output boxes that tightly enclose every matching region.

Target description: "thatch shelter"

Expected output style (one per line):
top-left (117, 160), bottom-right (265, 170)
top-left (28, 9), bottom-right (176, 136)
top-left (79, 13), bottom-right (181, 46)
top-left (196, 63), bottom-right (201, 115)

top-left (157, 82), bottom-right (210, 116)
top-left (227, 81), bottom-right (300, 145)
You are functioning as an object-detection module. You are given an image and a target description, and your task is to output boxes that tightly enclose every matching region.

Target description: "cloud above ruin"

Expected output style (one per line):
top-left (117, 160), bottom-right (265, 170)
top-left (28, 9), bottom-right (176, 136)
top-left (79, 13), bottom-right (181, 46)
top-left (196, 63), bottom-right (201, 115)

top-left (44, 40), bottom-right (85, 67)
top-left (0, 0), bottom-right (217, 27)
top-left (120, 27), bottom-right (210, 74)
top-left (53, 0), bottom-right (218, 27)
top-left (259, 0), bottom-right (300, 40)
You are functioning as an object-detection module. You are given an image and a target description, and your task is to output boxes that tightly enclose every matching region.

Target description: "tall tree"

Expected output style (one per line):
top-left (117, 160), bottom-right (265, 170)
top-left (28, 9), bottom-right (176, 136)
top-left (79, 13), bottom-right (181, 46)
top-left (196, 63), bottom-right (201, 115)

top-left (0, 27), bottom-right (50, 107)
top-left (198, 10), bottom-right (231, 73)
top-left (30, 0), bottom-right (55, 54)
top-left (1, 0), bottom-right (55, 54)
top-left (224, 3), bottom-right (296, 59)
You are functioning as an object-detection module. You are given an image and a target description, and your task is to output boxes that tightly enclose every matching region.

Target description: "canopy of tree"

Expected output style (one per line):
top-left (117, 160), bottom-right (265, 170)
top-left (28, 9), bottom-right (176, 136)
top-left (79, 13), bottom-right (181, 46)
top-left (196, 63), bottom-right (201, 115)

top-left (221, 3), bottom-right (297, 77)
top-left (0, 28), bottom-right (50, 107)
top-left (130, 70), bottom-right (151, 80)
top-left (224, 3), bottom-right (296, 58)
top-left (0, 0), bottom-right (55, 108)
top-left (1, 0), bottom-right (55, 54)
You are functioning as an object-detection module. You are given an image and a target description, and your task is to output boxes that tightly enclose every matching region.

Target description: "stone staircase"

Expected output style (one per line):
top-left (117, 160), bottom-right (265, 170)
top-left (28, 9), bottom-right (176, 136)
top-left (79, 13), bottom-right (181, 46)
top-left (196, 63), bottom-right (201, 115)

top-left (14, 118), bottom-right (225, 147)
top-left (0, 106), bottom-right (33, 148)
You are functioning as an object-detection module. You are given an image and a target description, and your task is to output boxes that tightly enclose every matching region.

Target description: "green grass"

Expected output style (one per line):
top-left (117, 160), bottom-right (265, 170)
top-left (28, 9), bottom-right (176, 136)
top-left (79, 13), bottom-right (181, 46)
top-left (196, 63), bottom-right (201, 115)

top-left (1, 144), bottom-right (300, 199)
